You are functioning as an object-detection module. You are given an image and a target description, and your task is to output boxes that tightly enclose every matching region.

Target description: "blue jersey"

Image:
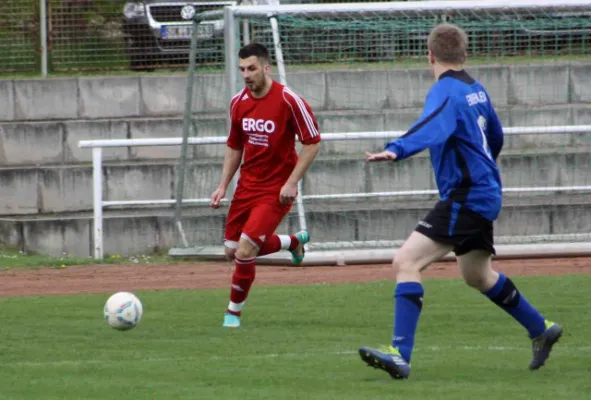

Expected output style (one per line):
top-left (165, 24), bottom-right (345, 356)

top-left (386, 70), bottom-right (504, 221)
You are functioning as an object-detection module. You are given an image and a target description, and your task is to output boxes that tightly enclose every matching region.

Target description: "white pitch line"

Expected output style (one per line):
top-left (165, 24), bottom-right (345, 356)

top-left (7, 345), bottom-right (591, 368)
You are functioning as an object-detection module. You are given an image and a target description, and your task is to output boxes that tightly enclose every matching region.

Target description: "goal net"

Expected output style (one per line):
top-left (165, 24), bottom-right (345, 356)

top-left (170, 0), bottom-right (591, 264)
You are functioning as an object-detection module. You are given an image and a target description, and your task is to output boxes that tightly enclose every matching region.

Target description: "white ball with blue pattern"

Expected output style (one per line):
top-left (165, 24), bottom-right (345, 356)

top-left (104, 292), bottom-right (143, 330)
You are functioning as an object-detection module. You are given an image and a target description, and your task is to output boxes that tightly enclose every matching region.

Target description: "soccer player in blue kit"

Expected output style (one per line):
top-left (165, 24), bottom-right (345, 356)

top-left (359, 24), bottom-right (563, 380)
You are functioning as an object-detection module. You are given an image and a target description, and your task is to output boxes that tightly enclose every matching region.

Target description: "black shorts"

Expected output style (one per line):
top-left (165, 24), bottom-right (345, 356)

top-left (415, 200), bottom-right (495, 256)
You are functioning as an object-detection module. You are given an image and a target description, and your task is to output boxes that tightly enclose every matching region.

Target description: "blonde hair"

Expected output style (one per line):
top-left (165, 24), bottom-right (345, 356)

top-left (427, 23), bottom-right (468, 64)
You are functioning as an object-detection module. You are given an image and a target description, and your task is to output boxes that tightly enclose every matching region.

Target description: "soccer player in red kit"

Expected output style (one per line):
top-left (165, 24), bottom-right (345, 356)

top-left (210, 43), bottom-right (322, 328)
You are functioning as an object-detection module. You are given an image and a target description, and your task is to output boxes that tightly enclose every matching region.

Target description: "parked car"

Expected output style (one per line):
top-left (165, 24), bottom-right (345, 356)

top-left (122, 0), bottom-right (236, 69)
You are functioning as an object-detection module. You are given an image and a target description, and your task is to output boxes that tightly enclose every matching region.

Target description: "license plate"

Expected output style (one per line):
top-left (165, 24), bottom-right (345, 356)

top-left (161, 24), bottom-right (214, 40)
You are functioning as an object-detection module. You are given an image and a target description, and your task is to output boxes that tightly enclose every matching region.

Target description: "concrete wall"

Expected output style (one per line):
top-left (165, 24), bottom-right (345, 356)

top-left (1, 150), bottom-right (588, 217)
top-left (2, 199), bottom-right (589, 257)
top-left (1, 63), bottom-right (589, 121)
top-left (1, 62), bottom-right (590, 257)
top-left (1, 103), bottom-right (589, 167)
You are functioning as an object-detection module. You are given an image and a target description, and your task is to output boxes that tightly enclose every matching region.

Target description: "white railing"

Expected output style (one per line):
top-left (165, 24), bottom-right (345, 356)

top-left (79, 125), bottom-right (591, 260)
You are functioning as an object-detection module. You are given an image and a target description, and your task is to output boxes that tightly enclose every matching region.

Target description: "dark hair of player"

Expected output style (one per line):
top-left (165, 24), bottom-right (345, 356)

top-left (238, 43), bottom-right (270, 64)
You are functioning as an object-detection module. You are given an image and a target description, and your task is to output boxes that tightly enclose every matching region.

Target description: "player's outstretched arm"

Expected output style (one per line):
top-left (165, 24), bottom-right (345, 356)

top-left (385, 94), bottom-right (457, 162)
top-left (210, 146), bottom-right (243, 209)
top-left (365, 150), bottom-right (397, 162)
top-left (280, 142), bottom-right (321, 205)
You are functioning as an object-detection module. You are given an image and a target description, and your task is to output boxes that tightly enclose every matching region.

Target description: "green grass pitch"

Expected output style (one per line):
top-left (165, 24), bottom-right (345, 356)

top-left (0, 274), bottom-right (589, 399)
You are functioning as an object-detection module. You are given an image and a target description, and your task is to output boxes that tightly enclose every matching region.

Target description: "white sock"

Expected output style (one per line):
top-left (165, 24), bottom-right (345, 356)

top-left (228, 301), bottom-right (245, 313)
top-left (278, 235), bottom-right (292, 250)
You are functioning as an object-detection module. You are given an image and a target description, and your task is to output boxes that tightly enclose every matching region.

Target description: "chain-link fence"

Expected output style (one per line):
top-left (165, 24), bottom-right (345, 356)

top-left (0, 1), bottom-right (39, 72)
top-left (0, 0), bottom-right (127, 73)
top-left (49, 0), bottom-right (128, 71)
top-left (1, 1), bottom-right (591, 74)
top-left (50, 0), bottom-right (234, 72)
top-left (0, 0), bottom-right (235, 74)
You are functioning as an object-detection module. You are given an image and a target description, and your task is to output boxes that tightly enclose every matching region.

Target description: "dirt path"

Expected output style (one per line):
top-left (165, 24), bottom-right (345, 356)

top-left (1, 256), bottom-right (590, 297)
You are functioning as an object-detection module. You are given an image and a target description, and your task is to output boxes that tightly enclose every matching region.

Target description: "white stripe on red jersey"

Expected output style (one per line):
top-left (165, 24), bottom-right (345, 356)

top-left (282, 87), bottom-right (320, 138)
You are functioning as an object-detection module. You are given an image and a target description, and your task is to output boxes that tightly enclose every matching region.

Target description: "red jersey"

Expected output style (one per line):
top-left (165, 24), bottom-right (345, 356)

top-left (227, 80), bottom-right (321, 199)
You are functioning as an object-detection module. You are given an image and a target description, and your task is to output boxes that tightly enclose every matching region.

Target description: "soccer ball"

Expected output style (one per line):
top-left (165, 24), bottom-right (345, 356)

top-left (104, 292), bottom-right (143, 331)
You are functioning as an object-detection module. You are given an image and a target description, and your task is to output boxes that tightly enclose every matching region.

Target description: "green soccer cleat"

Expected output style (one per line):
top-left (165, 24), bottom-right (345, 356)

top-left (529, 320), bottom-right (563, 370)
top-left (290, 230), bottom-right (310, 265)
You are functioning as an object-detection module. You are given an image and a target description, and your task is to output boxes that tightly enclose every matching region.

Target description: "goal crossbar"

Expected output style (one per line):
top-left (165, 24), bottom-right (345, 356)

top-left (196, 0), bottom-right (591, 21)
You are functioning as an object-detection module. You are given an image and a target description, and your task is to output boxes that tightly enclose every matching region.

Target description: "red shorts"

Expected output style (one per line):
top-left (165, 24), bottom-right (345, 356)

top-left (224, 195), bottom-right (291, 250)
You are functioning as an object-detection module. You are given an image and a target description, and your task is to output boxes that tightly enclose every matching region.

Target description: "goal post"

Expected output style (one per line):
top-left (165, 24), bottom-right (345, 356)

top-left (170, 0), bottom-right (591, 264)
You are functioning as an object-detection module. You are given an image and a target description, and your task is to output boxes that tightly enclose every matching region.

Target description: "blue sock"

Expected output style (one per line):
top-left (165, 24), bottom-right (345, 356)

top-left (392, 282), bottom-right (424, 363)
top-left (483, 273), bottom-right (546, 338)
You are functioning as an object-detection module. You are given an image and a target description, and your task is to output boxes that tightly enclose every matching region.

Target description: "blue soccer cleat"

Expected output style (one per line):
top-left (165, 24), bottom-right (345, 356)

top-left (359, 345), bottom-right (411, 380)
top-left (529, 320), bottom-right (563, 370)
top-left (222, 312), bottom-right (241, 328)
top-left (290, 230), bottom-right (310, 265)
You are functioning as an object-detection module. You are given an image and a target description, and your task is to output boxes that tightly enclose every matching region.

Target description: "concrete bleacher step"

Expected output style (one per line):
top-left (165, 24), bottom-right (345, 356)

top-left (1, 103), bottom-right (590, 171)
top-left (2, 62), bottom-right (589, 122)
top-left (1, 102), bottom-right (591, 165)
top-left (0, 148), bottom-right (588, 217)
top-left (0, 195), bottom-right (589, 258)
